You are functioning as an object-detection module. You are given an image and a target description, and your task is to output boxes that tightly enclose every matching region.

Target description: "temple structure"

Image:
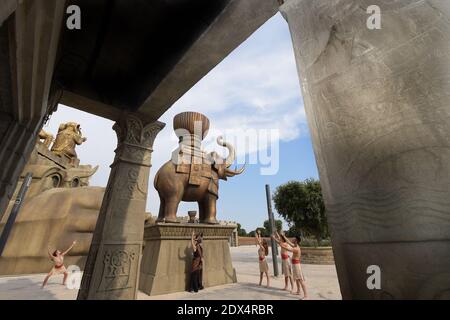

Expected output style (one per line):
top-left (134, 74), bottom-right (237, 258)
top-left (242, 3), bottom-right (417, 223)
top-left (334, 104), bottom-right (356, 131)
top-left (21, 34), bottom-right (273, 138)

top-left (1, 0), bottom-right (449, 299)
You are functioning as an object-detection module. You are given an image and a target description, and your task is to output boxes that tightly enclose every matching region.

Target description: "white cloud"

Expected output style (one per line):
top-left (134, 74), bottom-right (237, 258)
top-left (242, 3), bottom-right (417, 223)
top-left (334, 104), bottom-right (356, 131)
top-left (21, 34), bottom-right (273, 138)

top-left (159, 45), bottom-right (305, 144)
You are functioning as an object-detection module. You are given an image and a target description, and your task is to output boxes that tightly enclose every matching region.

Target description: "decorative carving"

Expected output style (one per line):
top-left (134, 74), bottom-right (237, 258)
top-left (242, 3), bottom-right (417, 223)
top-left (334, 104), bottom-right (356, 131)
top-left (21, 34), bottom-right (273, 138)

top-left (113, 113), bottom-right (165, 167)
top-left (144, 223), bottom-right (237, 240)
top-left (114, 113), bottom-right (164, 148)
top-left (97, 247), bottom-right (137, 292)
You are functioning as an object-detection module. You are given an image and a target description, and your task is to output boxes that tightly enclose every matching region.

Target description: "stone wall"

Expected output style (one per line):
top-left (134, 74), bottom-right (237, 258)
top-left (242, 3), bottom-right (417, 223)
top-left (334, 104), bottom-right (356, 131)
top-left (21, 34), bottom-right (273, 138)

top-left (238, 237), bottom-right (335, 265)
top-left (140, 223), bottom-right (237, 295)
top-left (238, 236), bottom-right (268, 246)
top-left (301, 247), bottom-right (334, 265)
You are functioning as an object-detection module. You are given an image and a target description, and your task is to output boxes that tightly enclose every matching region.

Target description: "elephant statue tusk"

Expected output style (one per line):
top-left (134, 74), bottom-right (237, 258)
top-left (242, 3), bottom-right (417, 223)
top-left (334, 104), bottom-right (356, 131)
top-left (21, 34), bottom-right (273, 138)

top-left (225, 163), bottom-right (246, 177)
top-left (216, 135), bottom-right (236, 168)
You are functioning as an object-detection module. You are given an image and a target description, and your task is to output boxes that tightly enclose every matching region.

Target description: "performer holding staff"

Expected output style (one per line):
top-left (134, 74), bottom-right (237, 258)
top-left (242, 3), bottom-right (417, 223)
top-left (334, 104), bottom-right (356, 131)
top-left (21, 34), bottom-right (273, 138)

top-left (282, 235), bottom-right (308, 299)
top-left (272, 231), bottom-right (294, 292)
top-left (255, 230), bottom-right (270, 287)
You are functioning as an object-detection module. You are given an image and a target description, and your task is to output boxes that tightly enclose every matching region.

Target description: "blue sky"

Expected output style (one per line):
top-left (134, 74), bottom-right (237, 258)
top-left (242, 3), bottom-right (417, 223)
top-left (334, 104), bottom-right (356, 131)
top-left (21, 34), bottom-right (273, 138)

top-left (45, 13), bottom-right (319, 232)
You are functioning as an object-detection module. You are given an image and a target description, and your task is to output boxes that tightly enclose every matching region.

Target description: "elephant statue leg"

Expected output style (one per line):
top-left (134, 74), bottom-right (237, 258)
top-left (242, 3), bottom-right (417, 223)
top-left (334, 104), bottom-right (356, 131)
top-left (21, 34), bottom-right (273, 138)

top-left (200, 194), bottom-right (218, 224)
top-left (156, 195), bottom-right (180, 223)
top-left (156, 196), bottom-right (166, 222)
top-left (198, 201), bottom-right (206, 223)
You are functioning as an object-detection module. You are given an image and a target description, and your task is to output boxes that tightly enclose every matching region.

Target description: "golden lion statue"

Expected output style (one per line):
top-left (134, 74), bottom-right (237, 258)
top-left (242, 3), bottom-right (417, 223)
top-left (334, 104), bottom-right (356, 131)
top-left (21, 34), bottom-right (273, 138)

top-left (51, 122), bottom-right (87, 159)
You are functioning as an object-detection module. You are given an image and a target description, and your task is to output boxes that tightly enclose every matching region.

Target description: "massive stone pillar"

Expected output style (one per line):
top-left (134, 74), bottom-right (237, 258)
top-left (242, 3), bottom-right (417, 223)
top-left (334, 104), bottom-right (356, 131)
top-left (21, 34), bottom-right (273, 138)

top-left (0, 1), bottom-right (65, 220)
top-left (0, 118), bottom-right (39, 219)
top-left (78, 113), bottom-right (164, 300)
top-left (281, 0), bottom-right (450, 299)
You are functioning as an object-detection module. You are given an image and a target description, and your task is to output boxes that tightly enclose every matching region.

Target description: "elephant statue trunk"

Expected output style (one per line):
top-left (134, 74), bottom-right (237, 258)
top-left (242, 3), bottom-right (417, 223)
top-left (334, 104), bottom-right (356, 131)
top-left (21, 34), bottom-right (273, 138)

top-left (216, 136), bottom-right (235, 168)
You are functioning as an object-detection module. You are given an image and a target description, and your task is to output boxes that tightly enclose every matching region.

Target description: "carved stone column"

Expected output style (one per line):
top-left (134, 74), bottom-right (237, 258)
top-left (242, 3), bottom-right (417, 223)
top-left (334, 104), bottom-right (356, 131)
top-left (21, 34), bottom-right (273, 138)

top-left (281, 0), bottom-right (450, 299)
top-left (78, 113), bottom-right (164, 300)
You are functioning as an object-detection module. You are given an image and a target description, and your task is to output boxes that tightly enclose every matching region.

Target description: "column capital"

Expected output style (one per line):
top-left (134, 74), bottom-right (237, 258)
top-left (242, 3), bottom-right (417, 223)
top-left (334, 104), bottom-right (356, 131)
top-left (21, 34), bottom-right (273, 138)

top-left (112, 113), bottom-right (165, 167)
top-left (113, 112), bottom-right (165, 150)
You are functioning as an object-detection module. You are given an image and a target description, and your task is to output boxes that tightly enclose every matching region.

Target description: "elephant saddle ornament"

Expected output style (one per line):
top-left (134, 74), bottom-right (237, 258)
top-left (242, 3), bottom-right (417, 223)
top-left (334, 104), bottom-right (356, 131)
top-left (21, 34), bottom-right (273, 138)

top-left (175, 145), bottom-right (219, 197)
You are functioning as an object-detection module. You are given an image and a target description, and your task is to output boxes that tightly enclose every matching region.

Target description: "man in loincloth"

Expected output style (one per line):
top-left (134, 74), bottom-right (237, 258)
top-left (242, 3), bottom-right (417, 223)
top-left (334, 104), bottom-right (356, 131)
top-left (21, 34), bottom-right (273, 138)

top-left (272, 231), bottom-right (294, 292)
top-left (283, 236), bottom-right (308, 299)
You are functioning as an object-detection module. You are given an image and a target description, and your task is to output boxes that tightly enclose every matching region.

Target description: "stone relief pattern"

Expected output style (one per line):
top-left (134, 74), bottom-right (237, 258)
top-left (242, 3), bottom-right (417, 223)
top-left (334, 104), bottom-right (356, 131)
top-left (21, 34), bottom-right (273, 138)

top-left (113, 113), bottom-right (165, 149)
top-left (282, 0), bottom-right (450, 299)
top-left (120, 145), bottom-right (150, 166)
top-left (144, 225), bottom-right (235, 240)
top-left (97, 246), bottom-right (138, 292)
top-left (297, 2), bottom-right (450, 243)
top-left (112, 167), bottom-right (147, 201)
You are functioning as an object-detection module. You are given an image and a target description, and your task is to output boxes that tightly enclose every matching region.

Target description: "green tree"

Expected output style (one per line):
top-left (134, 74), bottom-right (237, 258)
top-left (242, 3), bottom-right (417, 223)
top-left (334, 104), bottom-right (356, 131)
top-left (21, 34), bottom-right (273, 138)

top-left (263, 219), bottom-right (283, 236)
top-left (273, 179), bottom-right (328, 244)
top-left (248, 230), bottom-right (256, 237)
top-left (236, 223), bottom-right (247, 236)
top-left (285, 225), bottom-right (301, 237)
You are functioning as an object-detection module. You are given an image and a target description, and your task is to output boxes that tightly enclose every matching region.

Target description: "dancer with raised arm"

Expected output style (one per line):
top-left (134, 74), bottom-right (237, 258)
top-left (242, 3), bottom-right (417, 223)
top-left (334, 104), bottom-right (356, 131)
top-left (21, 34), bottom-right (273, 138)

top-left (282, 235), bottom-right (308, 299)
top-left (189, 231), bottom-right (204, 293)
top-left (255, 230), bottom-right (270, 287)
top-left (42, 241), bottom-right (76, 288)
top-left (272, 231), bottom-right (294, 292)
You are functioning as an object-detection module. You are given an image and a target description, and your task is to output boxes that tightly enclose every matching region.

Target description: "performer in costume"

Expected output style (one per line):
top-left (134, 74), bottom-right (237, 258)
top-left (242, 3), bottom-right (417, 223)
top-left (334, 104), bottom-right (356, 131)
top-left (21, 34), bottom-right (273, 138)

top-left (196, 232), bottom-right (204, 290)
top-left (272, 231), bottom-right (294, 292)
top-left (255, 230), bottom-right (270, 287)
top-left (283, 235), bottom-right (308, 299)
top-left (42, 241), bottom-right (76, 288)
top-left (189, 231), bottom-right (204, 293)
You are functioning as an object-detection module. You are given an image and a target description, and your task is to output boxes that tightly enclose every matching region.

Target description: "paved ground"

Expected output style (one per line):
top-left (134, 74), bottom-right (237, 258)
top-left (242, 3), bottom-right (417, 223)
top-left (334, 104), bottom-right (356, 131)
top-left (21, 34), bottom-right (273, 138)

top-left (0, 246), bottom-right (341, 300)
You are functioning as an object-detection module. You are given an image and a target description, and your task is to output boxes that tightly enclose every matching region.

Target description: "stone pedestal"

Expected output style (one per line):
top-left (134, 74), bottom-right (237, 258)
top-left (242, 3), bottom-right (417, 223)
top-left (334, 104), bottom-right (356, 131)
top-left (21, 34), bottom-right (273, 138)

top-left (281, 0), bottom-right (450, 299)
top-left (139, 223), bottom-right (237, 296)
top-left (77, 113), bottom-right (165, 300)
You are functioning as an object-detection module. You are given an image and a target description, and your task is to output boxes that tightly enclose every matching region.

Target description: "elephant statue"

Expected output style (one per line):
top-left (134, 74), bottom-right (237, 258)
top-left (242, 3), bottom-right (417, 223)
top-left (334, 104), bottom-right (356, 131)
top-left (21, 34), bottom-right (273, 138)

top-left (154, 136), bottom-right (244, 224)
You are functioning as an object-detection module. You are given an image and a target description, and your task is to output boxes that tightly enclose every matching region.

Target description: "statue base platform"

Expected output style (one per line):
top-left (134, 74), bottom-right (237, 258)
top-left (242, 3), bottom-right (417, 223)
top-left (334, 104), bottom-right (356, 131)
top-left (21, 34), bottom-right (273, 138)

top-left (139, 223), bottom-right (237, 296)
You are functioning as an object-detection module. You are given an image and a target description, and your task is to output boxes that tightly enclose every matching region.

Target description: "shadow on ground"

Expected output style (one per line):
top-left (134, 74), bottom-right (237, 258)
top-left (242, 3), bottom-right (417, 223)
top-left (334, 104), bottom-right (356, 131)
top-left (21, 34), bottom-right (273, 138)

top-left (237, 282), bottom-right (299, 299)
top-left (0, 277), bottom-right (57, 300)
